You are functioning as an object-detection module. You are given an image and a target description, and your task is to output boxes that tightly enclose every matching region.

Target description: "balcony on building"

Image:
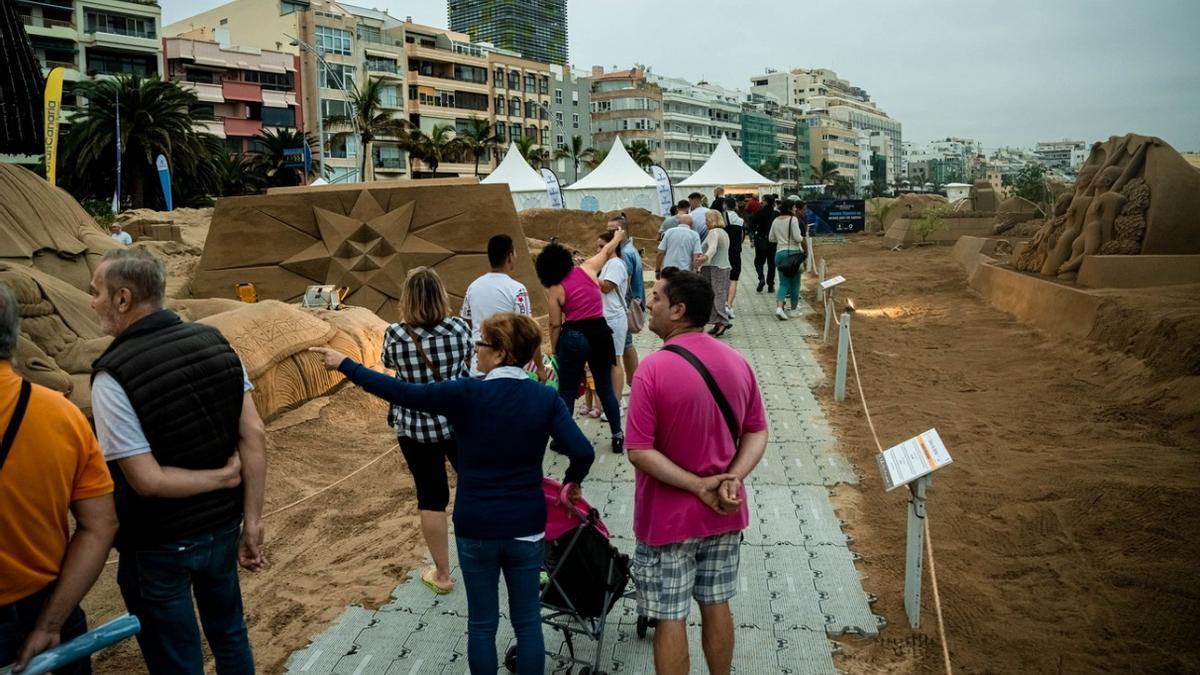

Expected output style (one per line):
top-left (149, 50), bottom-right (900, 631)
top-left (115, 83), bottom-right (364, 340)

top-left (407, 57), bottom-right (488, 94)
top-left (407, 85), bottom-right (489, 116)
top-left (365, 53), bottom-right (402, 79)
top-left (85, 47), bottom-right (158, 77)
top-left (16, 0), bottom-right (75, 33)
top-left (224, 117), bottom-right (263, 138)
top-left (83, 8), bottom-right (159, 50)
top-left (29, 35), bottom-right (79, 74)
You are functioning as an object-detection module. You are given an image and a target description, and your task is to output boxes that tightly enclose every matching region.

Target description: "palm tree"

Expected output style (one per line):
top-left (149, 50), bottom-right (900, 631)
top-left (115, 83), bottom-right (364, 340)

top-left (62, 74), bottom-right (222, 208)
top-left (215, 152), bottom-right (264, 196)
top-left (456, 117), bottom-right (499, 177)
top-left (829, 175), bottom-right (856, 198)
top-left (407, 124), bottom-right (462, 176)
top-left (811, 159), bottom-right (840, 185)
top-left (250, 128), bottom-right (319, 185)
top-left (754, 155), bottom-right (783, 181)
top-left (627, 140), bottom-right (654, 169)
top-left (324, 76), bottom-right (410, 181)
top-left (585, 149), bottom-right (609, 170)
top-left (554, 135), bottom-right (594, 184)
top-left (514, 136), bottom-right (550, 170)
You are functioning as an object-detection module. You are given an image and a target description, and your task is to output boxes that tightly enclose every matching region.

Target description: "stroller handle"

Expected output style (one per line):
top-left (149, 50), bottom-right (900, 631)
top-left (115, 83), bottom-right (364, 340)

top-left (557, 482), bottom-right (591, 523)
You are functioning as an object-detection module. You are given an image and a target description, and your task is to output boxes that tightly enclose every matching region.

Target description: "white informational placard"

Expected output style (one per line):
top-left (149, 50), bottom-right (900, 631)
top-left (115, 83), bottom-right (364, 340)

top-left (819, 275), bottom-right (846, 291)
top-left (877, 428), bottom-right (952, 491)
top-left (302, 285), bottom-right (339, 310)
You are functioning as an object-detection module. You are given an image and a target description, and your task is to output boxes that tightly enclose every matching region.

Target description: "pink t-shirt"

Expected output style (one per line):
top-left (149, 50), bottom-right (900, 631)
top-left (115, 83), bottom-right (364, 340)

top-left (561, 266), bottom-right (604, 322)
top-left (625, 331), bottom-right (767, 546)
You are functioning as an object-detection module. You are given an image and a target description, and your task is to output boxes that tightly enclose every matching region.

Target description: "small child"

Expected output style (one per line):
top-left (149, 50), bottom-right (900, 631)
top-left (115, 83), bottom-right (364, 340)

top-left (578, 365), bottom-right (600, 418)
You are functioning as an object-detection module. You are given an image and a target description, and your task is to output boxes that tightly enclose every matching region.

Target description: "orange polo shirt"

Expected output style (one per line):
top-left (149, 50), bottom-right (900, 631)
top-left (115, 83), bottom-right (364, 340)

top-left (0, 361), bottom-right (113, 605)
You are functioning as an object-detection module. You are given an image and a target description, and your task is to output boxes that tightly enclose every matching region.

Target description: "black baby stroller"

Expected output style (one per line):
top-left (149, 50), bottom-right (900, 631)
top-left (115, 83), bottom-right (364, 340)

top-left (504, 479), bottom-right (630, 675)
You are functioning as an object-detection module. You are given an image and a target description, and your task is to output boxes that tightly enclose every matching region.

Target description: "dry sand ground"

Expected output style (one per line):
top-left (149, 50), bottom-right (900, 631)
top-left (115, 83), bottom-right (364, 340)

top-left (804, 238), bottom-right (1200, 673)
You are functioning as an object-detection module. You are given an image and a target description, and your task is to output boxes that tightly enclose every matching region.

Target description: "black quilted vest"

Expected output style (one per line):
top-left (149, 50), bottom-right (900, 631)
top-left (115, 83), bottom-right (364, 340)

top-left (92, 310), bottom-right (245, 548)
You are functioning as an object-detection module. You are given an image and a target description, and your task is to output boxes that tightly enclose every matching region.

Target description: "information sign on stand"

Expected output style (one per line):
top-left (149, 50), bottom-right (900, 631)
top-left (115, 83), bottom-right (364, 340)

top-left (877, 429), bottom-right (953, 629)
top-left (819, 275), bottom-right (846, 292)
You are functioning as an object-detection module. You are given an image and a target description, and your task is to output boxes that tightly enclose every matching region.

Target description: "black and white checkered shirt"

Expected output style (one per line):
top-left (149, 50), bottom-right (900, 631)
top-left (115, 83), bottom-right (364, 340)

top-left (381, 316), bottom-right (473, 443)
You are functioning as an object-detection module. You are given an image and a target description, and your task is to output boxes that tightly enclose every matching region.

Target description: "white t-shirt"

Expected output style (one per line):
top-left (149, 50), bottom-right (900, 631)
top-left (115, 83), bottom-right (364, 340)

top-left (461, 271), bottom-right (532, 376)
top-left (92, 365), bottom-right (253, 461)
top-left (599, 258), bottom-right (629, 323)
top-left (111, 231), bottom-right (133, 245)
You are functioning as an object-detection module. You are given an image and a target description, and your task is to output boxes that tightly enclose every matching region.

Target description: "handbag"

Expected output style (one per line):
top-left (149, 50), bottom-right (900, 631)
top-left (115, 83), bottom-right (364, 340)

top-left (777, 217), bottom-right (807, 277)
top-left (626, 297), bottom-right (645, 334)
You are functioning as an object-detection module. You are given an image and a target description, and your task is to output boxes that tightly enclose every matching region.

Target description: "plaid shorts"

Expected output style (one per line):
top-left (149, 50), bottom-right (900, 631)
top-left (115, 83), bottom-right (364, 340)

top-left (631, 531), bottom-right (742, 621)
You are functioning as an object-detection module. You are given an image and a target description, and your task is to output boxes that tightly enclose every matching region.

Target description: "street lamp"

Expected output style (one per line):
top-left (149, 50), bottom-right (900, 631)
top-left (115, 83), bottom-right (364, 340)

top-left (285, 32), bottom-right (359, 179)
top-left (538, 100), bottom-right (573, 181)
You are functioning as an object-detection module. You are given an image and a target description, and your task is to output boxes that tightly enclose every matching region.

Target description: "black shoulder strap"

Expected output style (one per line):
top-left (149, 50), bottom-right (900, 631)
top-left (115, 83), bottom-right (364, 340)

top-left (0, 380), bottom-right (32, 471)
top-left (661, 345), bottom-right (739, 445)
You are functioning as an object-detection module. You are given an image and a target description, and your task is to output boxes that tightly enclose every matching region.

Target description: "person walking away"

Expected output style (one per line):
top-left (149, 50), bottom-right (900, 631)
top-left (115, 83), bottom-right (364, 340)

top-left (750, 195), bottom-right (778, 293)
top-left (699, 211), bottom-right (733, 337)
top-left (677, 192), bottom-right (710, 240)
top-left (723, 197), bottom-right (746, 318)
top-left (461, 234), bottom-right (533, 378)
top-left (535, 232), bottom-right (627, 453)
top-left (656, 222), bottom-right (703, 277)
top-left (596, 230), bottom-right (629, 399)
top-left (625, 268), bottom-right (769, 675)
top-left (109, 223), bottom-right (132, 246)
top-left (384, 267), bottom-right (474, 594)
top-left (711, 187), bottom-right (726, 213)
top-left (744, 194), bottom-right (761, 219)
top-left (310, 313), bottom-right (594, 675)
top-left (606, 215), bottom-right (644, 388)
top-left (88, 248), bottom-right (265, 675)
top-left (770, 200), bottom-right (808, 320)
top-left (0, 285), bottom-right (118, 675)
top-left (658, 201), bottom-right (690, 240)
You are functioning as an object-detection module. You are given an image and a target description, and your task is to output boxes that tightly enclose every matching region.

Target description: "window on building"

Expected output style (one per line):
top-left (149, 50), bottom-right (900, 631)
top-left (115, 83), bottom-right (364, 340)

top-left (86, 49), bottom-right (156, 76)
top-left (365, 57), bottom-right (399, 74)
top-left (524, 73), bottom-right (535, 92)
top-left (525, 100), bottom-right (536, 119)
top-left (315, 26), bottom-right (352, 55)
top-left (539, 75), bottom-right (549, 94)
top-left (555, 134), bottom-right (564, 147)
top-left (223, 137), bottom-right (244, 154)
top-left (455, 91), bottom-right (488, 111)
top-left (261, 106), bottom-right (296, 127)
top-left (453, 64), bottom-right (487, 84)
top-left (511, 124), bottom-right (522, 140)
top-left (571, 91), bottom-right (578, 105)
top-left (554, 111), bottom-right (563, 124)
top-left (244, 70), bottom-right (295, 91)
top-left (496, 124), bottom-right (507, 142)
top-left (495, 95), bottom-right (505, 114)
top-left (494, 67), bottom-right (505, 87)
top-left (84, 11), bottom-right (156, 39)
top-left (321, 98), bottom-right (351, 119)
top-left (319, 62), bottom-right (355, 89)
top-left (527, 125), bottom-right (537, 141)
top-left (280, 1), bottom-right (306, 16)
top-left (554, 88), bottom-right (563, 105)
top-left (508, 71), bottom-right (520, 90)
top-left (542, 125), bottom-right (550, 144)
top-left (572, 113), bottom-right (579, 129)
top-left (356, 24), bottom-right (382, 44)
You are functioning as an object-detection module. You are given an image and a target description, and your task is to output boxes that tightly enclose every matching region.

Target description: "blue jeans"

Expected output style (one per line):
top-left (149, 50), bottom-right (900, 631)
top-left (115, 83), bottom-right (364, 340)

top-left (555, 327), bottom-right (622, 439)
top-left (0, 584), bottom-right (90, 674)
top-left (775, 249), bottom-right (802, 308)
top-left (457, 537), bottom-right (544, 674)
top-left (116, 520), bottom-right (253, 675)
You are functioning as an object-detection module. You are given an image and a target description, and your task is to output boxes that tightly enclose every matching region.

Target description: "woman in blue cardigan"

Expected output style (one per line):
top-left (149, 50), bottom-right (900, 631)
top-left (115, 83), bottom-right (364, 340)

top-left (311, 312), bottom-right (593, 674)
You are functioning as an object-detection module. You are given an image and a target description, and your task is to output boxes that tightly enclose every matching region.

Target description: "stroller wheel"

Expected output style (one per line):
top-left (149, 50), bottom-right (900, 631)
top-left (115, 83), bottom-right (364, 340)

top-left (636, 615), bottom-right (649, 638)
top-left (504, 645), bottom-right (517, 672)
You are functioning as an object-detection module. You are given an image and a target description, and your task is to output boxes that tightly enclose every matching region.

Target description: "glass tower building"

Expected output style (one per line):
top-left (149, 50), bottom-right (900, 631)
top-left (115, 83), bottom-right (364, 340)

top-left (448, 0), bottom-right (567, 65)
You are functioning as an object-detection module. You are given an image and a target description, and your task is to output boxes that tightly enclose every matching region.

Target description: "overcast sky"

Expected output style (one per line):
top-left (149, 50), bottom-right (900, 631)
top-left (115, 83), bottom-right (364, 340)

top-left (162, 0), bottom-right (1200, 151)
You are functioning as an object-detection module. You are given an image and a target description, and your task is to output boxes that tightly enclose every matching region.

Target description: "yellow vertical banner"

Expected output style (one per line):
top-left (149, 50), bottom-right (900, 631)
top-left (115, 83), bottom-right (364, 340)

top-left (44, 67), bottom-right (65, 186)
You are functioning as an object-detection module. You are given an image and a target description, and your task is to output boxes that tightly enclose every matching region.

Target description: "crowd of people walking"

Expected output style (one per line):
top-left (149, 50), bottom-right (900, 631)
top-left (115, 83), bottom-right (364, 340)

top-left (0, 190), bottom-right (812, 674)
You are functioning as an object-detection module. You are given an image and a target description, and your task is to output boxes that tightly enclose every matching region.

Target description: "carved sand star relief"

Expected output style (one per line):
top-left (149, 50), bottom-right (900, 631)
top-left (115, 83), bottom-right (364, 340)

top-left (279, 190), bottom-right (454, 305)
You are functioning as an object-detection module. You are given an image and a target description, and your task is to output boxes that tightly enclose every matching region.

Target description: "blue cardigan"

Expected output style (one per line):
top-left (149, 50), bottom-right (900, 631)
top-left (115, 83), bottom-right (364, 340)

top-left (339, 360), bottom-right (594, 540)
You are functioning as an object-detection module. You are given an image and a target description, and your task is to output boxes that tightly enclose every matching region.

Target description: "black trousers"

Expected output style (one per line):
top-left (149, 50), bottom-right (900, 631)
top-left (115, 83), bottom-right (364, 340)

top-left (399, 436), bottom-right (459, 511)
top-left (754, 238), bottom-right (777, 287)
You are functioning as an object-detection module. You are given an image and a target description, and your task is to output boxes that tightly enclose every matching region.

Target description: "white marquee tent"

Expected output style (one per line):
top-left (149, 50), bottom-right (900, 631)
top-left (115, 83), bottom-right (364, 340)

top-left (563, 137), bottom-right (662, 215)
top-left (676, 135), bottom-right (779, 200)
top-left (481, 144), bottom-right (552, 211)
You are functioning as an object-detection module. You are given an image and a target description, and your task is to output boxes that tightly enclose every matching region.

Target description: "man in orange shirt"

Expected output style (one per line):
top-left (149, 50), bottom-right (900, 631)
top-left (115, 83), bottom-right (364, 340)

top-left (0, 284), bottom-right (118, 674)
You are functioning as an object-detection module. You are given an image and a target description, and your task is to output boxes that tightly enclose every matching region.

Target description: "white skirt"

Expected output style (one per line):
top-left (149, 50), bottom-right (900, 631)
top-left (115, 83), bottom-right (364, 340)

top-left (605, 314), bottom-right (628, 358)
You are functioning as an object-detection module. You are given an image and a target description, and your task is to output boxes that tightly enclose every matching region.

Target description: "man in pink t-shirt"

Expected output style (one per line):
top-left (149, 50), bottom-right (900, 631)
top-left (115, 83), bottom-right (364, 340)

top-left (625, 267), bottom-right (769, 675)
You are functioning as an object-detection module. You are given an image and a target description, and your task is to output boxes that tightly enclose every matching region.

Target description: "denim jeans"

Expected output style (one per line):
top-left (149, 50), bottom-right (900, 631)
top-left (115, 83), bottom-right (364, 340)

top-left (555, 327), bottom-right (622, 438)
top-left (775, 249), bottom-right (802, 308)
top-left (456, 537), bottom-right (543, 674)
top-left (0, 584), bottom-right (90, 674)
top-left (116, 520), bottom-right (253, 675)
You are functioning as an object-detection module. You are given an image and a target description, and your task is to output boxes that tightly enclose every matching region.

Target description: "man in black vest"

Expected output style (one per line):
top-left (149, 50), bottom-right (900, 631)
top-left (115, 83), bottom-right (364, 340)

top-left (89, 248), bottom-right (266, 674)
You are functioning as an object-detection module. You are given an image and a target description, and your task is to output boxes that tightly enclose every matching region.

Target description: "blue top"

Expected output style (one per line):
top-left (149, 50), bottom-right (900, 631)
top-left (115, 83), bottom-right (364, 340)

top-left (622, 242), bottom-right (645, 305)
top-left (338, 361), bottom-right (594, 539)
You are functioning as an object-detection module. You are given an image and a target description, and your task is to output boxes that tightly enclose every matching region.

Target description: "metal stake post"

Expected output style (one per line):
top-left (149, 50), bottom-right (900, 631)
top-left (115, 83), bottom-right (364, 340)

top-left (817, 258), bottom-right (827, 303)
top-left (823, 289), bottom-right (834, 343)
top-left (834, 311), bottom-right (850, 401)
top-left (904, 474), bottom-right (931, 628)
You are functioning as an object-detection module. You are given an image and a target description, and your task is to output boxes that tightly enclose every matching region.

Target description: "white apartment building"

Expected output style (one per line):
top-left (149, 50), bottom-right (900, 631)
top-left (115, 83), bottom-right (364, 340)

top-left (649, 73), bottom-right (745, 182)
top-left (1035, 139), bottom-right (1086, 171)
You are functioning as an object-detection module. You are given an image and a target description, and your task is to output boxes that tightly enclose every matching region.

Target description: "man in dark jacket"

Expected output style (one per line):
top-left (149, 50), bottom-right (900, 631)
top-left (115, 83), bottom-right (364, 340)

top-left (750, 195), bottom-right (779, 292)
top-left (89, 248), bottom-right (266, 674)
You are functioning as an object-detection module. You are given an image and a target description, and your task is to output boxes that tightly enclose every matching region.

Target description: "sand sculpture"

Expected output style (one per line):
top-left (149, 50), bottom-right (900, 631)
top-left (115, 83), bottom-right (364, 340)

top-left (519, 207), bottom-right (661, 260)
top-left (191, 182), bottom-right (544, 321)
top-left (1014, 134), bottom-right (1200, 279)
top-left (881, 194), bottom-right (947, 231)
top-left (972, 180), bottom-right (999, 213)
top-left (992, 196), bottom-right (1043, 236)
top-left (0, 164), bottom-right (120, 292)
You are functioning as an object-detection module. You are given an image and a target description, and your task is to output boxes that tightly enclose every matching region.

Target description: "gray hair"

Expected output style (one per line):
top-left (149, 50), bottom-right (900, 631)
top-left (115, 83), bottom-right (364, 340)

top-left (0, 284), bottom-right (20, 360)
top-left (100, 248), bottom-right (166, 306)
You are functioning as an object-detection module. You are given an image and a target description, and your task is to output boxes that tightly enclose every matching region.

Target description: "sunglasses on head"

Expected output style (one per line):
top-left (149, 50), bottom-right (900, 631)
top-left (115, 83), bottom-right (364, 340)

top-left (475, 340), bottom-right (495, 349)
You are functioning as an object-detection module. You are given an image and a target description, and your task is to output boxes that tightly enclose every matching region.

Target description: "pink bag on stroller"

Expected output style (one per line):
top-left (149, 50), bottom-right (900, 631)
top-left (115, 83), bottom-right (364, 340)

top-left (542, 477), bottom-right (610, 542)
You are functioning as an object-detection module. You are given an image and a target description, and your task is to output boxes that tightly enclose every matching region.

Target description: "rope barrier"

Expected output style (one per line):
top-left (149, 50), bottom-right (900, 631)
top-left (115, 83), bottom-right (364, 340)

top-left (103, 443), bottom-right (401, 567)
top-left (847, 330), bottom-right (954, 675)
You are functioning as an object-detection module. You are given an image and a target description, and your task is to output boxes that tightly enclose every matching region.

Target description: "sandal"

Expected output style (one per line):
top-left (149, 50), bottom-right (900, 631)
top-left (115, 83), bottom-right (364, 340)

top-left (587, 407), bottom-right (601, 418)
top-left (421, 566), bottom-right (454, 595)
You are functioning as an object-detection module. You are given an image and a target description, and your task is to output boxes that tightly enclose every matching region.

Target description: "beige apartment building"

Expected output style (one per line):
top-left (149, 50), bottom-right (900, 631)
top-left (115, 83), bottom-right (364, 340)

top-left (488, 51), bottom-right (552, 154)
top-left (588, 67), bottom-right (663, 162)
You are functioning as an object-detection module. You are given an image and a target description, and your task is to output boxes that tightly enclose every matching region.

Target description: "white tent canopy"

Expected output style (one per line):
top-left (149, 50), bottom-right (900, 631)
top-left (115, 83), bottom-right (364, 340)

top-left (481, 145), bottom-right (551, 210)
top-left (677, 135), bottom-right (779, 198)
top-left (563, 136), bottom-right (662, 214)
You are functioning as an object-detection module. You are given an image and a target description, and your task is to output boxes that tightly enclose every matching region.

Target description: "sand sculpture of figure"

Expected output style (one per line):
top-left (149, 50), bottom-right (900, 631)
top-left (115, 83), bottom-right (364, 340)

top-left (1036, 165), bottom-right (1101, 275)
top-left (1014, 192), bottom-right (1073, 271)
top-left (1099, 178), bottom-right (1152, 255)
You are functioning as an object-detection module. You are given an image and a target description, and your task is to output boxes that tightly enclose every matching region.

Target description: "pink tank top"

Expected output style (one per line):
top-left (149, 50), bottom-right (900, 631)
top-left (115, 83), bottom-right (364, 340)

top-left (561, 266), bottom-right (604, 321)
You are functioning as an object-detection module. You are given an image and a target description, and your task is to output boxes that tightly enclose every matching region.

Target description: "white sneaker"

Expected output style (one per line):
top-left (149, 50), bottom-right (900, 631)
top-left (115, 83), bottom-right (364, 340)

top-left (727, 305), bottom-right (736, 319)
top-left (775, 307), bottom-right (789, 321)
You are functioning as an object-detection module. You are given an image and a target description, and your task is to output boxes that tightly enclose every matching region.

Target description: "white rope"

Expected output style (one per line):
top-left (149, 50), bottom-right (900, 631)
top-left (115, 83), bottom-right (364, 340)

top-left (103, 444), bottom-right (401, 567)
top-left (847, 331), bottom-right (954, 675)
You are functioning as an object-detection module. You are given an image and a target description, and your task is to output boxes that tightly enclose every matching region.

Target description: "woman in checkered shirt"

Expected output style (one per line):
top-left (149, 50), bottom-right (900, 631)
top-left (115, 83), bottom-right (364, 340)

top-left (381, 267), bottom-right (473, 595)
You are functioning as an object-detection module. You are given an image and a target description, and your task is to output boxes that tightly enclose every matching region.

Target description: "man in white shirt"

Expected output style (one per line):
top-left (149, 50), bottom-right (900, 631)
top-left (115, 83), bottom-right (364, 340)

top-left (461, 234), bottom-right (534, 377)
top-left (110, 223), bottom-right (133, 246)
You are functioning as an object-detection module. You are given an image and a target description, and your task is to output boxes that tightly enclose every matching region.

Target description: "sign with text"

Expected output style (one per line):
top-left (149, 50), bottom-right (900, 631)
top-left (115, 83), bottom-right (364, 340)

top-left (809, 199), bottom-right (865, 233)
top-left (877, 429), bottom-right (952, 491)
top-left (540, 168), bottom-right (564, 208)
top-left (283, 147), bottom-right (306, 169)
top-left (649, 165), bottom-right (673, 217)
top-left (819, 275), bottom-right (846, 290)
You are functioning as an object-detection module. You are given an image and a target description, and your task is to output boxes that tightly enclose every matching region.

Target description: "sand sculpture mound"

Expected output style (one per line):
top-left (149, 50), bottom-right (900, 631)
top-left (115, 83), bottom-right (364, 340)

top-left (1015, 134), bottom-right (1200, 279)
top-left (190, 181), bottom-right (543, 321)
top-left (519, 207), bottom-right (661, 263)
top-left (881, 194), bottom-right (947, 231)
top-left (992, 196), bottom-right (1043, 236)
top-left (973, 180), bottom-right (999, 213)
top-left (0, 164), bottom-right (119, 292)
